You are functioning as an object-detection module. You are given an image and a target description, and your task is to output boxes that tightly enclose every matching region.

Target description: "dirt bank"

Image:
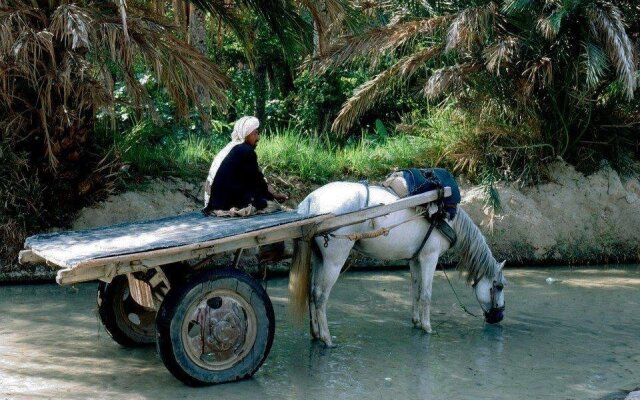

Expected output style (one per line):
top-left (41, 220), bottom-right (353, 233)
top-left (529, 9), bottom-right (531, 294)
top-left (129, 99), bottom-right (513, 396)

top-left (460, 161), bottom-right (640, 264)
top-left (4, 162), bottom-right (639, 281)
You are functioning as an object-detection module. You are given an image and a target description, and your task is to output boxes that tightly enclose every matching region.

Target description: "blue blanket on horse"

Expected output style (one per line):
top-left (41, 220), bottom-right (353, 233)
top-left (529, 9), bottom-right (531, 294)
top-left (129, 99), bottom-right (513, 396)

top-left (401, 168), bottom-right (461, 219)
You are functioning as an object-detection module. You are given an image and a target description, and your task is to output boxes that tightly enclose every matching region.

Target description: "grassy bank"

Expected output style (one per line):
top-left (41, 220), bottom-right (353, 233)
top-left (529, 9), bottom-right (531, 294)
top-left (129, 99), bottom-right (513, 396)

top-left (109, 124), bottom-right (437, 189)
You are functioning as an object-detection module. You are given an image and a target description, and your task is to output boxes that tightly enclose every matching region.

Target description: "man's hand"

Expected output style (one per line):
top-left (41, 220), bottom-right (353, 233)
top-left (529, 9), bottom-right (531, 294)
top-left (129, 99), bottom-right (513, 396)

top-left (274, 192), bottom-right (289, 202)
top-left (268, 184), bottom-right (289, 203)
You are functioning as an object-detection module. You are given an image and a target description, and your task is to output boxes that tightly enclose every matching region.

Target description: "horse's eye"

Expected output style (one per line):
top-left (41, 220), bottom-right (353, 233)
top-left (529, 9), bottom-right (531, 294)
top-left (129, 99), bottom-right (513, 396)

top-left (495, 283), bottom-right (504, 291)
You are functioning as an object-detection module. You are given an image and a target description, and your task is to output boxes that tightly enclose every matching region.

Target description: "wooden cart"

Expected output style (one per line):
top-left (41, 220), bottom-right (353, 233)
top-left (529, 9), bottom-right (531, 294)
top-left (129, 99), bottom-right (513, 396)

top-left (18, 187), bottom-right (449, 386)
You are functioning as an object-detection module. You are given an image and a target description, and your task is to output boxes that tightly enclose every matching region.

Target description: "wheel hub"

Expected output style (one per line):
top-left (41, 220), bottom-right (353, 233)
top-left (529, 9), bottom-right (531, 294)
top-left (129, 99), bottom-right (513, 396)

top-left (204, 304), bottom-right (245, 352)
top-left (182, 290), bottom-right (257, 371)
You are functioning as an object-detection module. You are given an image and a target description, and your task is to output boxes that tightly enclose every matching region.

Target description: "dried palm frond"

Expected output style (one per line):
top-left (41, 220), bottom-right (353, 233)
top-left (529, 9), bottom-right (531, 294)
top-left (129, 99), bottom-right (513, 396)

top-left (536, 6), bottom-right (567, 40)
top-left (446, 3), bottom-right (497, 53)
top-left (484, 36), bottom-right (518, 74)
top-left (522, 57), bottom-right (553, 96)
top-left (331, 45), bottom-right (442, 134)
top-left (1, 1), bottom-right (232, 171)
top-left (50, 4), bottom-right (92, 50)
top-left (588, 3), bottom-right (637, 99)
top-left (423, 63), bottom-right (477, 99)
top-left (313, 15), bottom-right (450, 73)
top-left (93, 3), bottom-right (231, 117)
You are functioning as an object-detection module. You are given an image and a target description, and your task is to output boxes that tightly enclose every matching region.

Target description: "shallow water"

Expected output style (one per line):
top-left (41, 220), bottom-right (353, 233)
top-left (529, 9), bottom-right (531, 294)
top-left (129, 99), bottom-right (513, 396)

top-left (0, 266), bottom-right (638, 400)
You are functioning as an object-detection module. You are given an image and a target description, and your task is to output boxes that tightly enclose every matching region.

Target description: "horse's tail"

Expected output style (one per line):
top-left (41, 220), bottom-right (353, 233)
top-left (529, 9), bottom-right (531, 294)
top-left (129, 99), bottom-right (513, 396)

top-left (288, 238), bottom-right (313, 322)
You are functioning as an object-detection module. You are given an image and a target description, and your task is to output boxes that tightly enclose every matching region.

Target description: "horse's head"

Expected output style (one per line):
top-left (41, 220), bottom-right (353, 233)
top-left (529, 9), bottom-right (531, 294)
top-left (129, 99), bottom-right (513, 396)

top-left (472, 260), bottom-right (506, 324)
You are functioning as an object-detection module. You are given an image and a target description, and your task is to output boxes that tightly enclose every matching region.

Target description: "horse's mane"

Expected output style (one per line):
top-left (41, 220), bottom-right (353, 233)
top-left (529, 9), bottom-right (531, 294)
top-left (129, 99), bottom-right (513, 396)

top-left (451, 207), bottom-right (497, 284)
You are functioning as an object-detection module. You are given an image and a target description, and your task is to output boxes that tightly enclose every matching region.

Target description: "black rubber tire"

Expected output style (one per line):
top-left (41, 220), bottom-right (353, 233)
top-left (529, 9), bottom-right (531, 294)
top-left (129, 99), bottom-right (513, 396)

top-left (156, 268), bottom-right (275, 386)
top-left (97, 275), bottom-right (157, 347)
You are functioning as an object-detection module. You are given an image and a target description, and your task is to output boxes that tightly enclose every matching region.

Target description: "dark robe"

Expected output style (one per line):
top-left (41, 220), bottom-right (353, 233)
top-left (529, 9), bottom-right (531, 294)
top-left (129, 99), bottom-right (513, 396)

top-left (205, 143), bottom-right (273, 212)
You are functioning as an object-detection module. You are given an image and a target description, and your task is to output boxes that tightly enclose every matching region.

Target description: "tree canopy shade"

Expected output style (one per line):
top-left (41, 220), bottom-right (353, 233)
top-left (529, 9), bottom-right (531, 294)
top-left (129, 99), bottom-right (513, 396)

top-left (319, 0), bottom-right (639, 155)
top-left (0, 0), bottom-right (231, 170)
top-left (0, 0), bottom-right (235, 263)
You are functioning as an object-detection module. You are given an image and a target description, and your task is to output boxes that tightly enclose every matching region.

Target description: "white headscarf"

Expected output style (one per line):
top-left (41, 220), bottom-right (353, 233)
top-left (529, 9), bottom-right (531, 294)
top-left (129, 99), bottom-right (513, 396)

top-left (204, 116), bottom-right (260, 207)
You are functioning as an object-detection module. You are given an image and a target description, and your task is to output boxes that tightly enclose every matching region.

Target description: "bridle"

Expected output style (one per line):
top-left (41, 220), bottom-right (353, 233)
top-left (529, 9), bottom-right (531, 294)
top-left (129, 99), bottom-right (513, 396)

top-left (472, 276), bottom-right (506, 322)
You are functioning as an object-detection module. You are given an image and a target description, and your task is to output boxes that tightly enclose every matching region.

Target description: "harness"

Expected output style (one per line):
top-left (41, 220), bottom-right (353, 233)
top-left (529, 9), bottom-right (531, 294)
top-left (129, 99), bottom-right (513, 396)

top-left (410, 184), bottom-right (459, 258)
top-left (359, 180), bottom-right (370, 208)
top-left (323, 181), bottom-right (458, 252)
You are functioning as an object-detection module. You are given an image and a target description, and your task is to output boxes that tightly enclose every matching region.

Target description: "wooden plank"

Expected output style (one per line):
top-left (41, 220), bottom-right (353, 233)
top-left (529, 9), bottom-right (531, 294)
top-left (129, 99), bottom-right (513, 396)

top-left (19, 249), bottom-right (67, 270)
top-left (314, 187), bottom-right (451, 233)
top-left (18, 250), bottom-right (45, 265)
top-left (56, 215), bottom-right (332, 285)
top-left (26, 210), bottom-right (316, 269)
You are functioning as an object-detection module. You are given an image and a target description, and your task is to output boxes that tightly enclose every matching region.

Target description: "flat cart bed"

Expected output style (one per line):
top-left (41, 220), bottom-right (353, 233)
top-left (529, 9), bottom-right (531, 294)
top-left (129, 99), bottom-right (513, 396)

top-left (20, 187), bottom-right (450, 285)
top-left (21, 210), bottom-right (328, 285)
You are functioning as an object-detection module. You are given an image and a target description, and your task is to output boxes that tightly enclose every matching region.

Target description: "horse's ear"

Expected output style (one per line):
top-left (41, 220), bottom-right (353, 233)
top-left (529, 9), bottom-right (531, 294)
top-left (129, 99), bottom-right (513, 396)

top-left (498, 261), bottom-right (508, 284)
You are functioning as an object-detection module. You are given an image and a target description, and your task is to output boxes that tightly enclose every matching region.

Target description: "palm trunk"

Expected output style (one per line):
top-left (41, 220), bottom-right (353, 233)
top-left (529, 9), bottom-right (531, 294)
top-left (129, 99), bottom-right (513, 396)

top-left (254, 60), bottom-right (267, 124)
top-left (313, 0), bottom-right (330, 57)
top-left (156, 0), bottom-right (165, 15)
top-left (189, 4), bottom-right (211, 131)
top-left (172, 0), bottom-right (185, 32)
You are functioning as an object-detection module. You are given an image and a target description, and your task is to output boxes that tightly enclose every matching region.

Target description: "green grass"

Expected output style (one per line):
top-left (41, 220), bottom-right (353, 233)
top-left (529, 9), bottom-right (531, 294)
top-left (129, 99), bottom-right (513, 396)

top-left (111, 121), bottom-right (439, 185)
top-left (108, 106), bottom-right (554, 198)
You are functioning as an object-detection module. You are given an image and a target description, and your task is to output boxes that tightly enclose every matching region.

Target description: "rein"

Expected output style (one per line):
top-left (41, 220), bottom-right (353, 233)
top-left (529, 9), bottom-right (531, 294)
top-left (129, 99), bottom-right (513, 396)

top-left (441, 266), bottom-right (479, 318)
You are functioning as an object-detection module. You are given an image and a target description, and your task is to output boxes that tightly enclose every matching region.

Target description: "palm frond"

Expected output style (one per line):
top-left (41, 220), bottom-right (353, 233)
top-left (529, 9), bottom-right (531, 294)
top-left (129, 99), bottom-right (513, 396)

top-left (446, 3), bottom-right (496, 53)
top-left (94, 3), bottom-right (231, 118)
top-left (194, 0), bottom-right (313, 60)
top-left (537, 7), bottom-right (567, 40)
top-left (0, 5), bottom-right (43, 55)
top-left (332, 45), bottom-right (442, 134)
top-left (521, 57), bottom-right (553, 96)
top-left (588, 3), bottom-right (637, 99)
top-left (50, 4), bottom-right (92, 50)
top-left (501, 0), bottom-right (535, 15)
top-left (581, 41), bottom-right (608, 89)
top-left (423, 63), bottom-right (477, 99)
top-left (484, 37), bottom-right (518, 74)
top-left (313, 15), bottom-right (450, 74)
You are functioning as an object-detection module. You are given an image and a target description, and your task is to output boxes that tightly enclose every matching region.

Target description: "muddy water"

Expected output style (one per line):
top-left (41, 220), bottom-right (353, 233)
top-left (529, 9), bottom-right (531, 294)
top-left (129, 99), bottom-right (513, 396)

top-left (0, 266), bottom-right (638, 400)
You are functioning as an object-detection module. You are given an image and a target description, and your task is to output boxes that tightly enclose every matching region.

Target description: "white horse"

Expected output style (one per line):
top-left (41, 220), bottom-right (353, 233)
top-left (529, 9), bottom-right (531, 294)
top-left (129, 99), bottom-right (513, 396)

top-left (289, 182), bottom-right (506, 347)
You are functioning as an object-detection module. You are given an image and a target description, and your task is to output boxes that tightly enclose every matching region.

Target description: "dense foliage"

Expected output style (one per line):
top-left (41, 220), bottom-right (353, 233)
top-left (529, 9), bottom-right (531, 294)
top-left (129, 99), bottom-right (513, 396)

top-left (0, 0), bottom-right (236, 264)
top-left (318, 0), bottom-right (639, 179)
top-left (1, 0), bottom-right (638, 268)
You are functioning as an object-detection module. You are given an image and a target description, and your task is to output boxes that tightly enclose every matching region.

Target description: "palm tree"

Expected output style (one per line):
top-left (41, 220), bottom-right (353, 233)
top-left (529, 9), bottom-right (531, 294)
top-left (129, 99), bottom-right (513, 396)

top-left (316, 0), bottom-right (638, 158)
top-left (0, 0), bottom-right (236, 265)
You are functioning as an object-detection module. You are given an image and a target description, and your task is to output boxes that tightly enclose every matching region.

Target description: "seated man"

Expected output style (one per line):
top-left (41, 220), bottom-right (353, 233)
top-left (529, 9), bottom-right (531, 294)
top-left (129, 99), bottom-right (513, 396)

top-left (203, 116), bottom-right (288, 263)
top-left (204, 116), bottom-right (286, 216)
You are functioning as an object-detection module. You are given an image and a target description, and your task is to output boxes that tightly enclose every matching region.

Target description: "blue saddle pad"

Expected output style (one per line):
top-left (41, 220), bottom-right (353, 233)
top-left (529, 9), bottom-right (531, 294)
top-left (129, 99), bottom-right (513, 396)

top-left (400, 168), bottom-right (461, 219)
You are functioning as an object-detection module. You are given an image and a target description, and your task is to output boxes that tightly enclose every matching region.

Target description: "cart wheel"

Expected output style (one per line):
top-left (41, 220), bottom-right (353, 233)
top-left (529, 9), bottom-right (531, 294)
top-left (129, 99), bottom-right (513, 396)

top-left (97, 275), bottom-right (157, 347)
top-left (156, 268), bottom-right (275, 386)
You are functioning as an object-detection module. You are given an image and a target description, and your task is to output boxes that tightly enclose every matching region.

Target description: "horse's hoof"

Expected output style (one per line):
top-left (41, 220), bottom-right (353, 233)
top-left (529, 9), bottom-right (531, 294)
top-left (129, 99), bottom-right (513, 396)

top-left (421, 324), bottom-right (433, 334)
top-left (320, 337), bottom-right (334, 347)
